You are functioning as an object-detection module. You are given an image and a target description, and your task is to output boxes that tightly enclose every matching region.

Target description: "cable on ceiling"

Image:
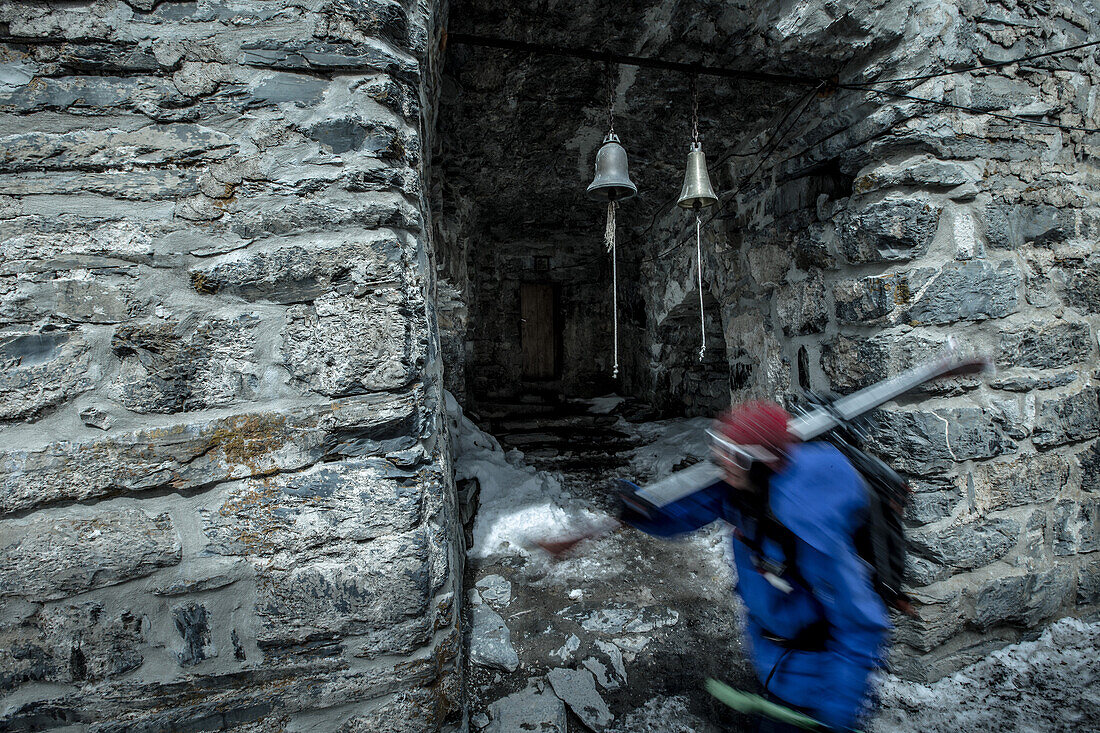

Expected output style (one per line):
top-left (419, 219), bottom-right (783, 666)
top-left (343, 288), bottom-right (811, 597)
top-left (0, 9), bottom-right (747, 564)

top-left (445, 32), bottom-right (829, 87)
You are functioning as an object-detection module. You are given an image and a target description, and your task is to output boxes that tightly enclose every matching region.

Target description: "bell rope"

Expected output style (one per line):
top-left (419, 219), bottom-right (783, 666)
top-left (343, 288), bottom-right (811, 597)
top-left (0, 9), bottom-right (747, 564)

top-left (606, 200), bottom-right (619, 378)
top-left (696, 212), bottom-right (706, 361)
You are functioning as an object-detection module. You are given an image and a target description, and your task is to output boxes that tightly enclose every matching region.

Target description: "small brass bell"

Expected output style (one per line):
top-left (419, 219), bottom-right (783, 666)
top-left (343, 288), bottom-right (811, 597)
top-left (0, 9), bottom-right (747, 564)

top-left (587, 132), bottom-right (637, 202)
top-left (677, 142), bottom-right (718, 210)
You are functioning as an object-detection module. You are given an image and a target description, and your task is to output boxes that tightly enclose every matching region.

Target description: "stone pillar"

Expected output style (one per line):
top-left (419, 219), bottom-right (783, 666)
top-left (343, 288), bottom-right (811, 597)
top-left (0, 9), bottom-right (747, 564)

top-left (0, 1), bottom-right (461, 729)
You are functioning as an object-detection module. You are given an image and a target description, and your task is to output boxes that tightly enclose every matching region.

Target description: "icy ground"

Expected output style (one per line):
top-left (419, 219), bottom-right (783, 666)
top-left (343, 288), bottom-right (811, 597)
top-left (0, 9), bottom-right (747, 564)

top-left (448, 394), bottom-right (1100, 732)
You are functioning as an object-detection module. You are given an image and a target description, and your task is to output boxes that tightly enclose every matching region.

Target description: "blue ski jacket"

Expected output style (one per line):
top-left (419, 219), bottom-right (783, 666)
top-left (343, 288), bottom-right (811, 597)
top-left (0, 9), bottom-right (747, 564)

top-left (625, 442), bottom-right (892, 730)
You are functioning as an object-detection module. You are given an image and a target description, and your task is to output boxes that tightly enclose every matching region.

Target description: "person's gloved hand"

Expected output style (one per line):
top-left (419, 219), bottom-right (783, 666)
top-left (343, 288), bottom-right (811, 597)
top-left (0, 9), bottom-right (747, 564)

top-left (616, 479), bottom-right (657, 522)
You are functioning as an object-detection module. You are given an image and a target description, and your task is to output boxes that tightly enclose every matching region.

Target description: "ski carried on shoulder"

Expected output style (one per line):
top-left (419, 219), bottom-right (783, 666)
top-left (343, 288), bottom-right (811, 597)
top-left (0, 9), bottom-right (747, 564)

top-left (629, 339), bottom-right (992, 513)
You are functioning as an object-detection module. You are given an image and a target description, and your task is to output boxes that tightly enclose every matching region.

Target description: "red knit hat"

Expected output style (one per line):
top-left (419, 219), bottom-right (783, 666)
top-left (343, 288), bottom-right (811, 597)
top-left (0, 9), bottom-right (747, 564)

top-left (714, 400), bottom-right (794, 469)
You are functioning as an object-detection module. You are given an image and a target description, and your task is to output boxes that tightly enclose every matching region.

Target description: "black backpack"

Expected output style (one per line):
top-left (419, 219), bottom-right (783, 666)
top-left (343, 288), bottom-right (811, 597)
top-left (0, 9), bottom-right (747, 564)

top-left (826, 435), bottom-right (914, 616)
top-left (743, 433), bottom-right (913, 617)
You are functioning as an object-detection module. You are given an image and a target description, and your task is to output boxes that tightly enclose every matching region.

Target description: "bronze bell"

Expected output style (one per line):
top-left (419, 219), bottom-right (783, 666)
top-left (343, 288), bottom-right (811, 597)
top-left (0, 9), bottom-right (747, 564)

top-left (677, 141), bottom-right (718, 210)
top-left (587, 132), bottom-right (638, 202)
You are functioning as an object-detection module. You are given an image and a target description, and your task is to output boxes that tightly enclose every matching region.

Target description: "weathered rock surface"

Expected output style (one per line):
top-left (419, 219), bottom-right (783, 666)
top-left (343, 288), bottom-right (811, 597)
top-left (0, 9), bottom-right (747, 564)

top-left (548, 667), bottom-right (614, 731)
top-left (906, 260), bottom-right (1021, 325)
top-left (974, 454), bottom-right (1070, 511)
top-left (908, 516), bottom-right (1020, 572)
top-left (0, 328), bottom-right (93, 421)
top-left (0, 392), bottom-right (419, 516)
top-left (996, 321), bottom-right (1094, 369)
top-left (867, 407), bottom-right (1017, 472)
top-left (189, 234), bottom-right (404, 304)
top-left (1033, 387), bottom-right (1100, 447)
top-left (0, 509), bottom-right (181, 601)
top-left (469, 597), bottom-right (519, 672)
top-left (282, 291), bottom-right (415, 397)
top-left (108, 314), bottom-right (267, 414)
top-left (484, 682), bottom-right (566, 733)
top-left (836, 197), bottom-right (942, 263)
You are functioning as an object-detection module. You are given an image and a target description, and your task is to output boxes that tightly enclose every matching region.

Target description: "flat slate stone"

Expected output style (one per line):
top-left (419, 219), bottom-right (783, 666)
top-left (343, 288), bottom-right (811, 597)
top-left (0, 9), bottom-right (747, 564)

top-left (547, 667), bottom-right (613, 731)
top-left (485, 682), bottom-right (565, 733)
top-left (469, 604), bottom-right (518, 672)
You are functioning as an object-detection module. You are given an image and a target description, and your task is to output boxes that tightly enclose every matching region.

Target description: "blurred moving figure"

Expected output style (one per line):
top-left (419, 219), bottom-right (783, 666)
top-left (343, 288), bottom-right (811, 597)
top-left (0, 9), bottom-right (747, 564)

top-left (621, 400), bottom-right (891, 732)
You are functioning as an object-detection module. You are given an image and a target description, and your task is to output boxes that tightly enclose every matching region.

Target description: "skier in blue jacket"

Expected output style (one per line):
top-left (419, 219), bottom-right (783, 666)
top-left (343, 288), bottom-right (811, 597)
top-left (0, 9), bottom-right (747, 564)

top-left (621, 401), bottom-right (892, 731)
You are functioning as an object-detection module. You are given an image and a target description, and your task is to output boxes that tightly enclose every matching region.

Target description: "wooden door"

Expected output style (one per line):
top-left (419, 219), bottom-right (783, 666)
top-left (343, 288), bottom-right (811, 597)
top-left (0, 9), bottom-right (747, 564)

top-left (520, 283), bottom-right (556, 380)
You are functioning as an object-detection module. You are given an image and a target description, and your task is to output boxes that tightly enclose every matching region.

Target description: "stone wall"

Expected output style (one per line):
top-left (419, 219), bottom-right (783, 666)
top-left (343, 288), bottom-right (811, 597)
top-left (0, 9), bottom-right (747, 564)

top-left (640, 0), bottom-right (1100, 680)
top-left (0, 1), bottom-right (462, 730)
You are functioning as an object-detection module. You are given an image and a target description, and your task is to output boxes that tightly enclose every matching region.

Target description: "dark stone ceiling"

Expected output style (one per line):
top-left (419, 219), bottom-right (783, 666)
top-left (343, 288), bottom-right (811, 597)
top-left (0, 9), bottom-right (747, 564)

top-left (436, 1), bottom-right (902, 243)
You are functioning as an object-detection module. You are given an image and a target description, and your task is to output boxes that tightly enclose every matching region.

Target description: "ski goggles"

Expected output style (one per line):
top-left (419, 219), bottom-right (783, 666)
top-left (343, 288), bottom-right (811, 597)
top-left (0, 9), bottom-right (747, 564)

top-left (706, 429), bottom-right (779, 470)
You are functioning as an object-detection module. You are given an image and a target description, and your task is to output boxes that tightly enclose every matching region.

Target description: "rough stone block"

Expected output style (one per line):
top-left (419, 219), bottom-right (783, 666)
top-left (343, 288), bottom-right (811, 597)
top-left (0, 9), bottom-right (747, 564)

top-left (282, 291), bottom-right (414, 397)
top-left (0, 392), bottom-right (419, 516)
top-left (0, 603), bottom-right (145, 691)
top-left (0, 126), bottom-right (235, 173)
top-left (819, 335), bottom-right (887, 394)
top-left (469, 602), bottom-right (518, 672)
top-left (991, 372), bottom-right (1078, 392)
top-left (1032, 386), bottom-right (1100, 448)
top-left (228, 190), bottom-right (420, 240)
top-left (172, 602), bottom-right (215, 667)
top-left (776, 275), bottom-right (828, 336)
top-left (190, 235), bottom-right (403, 304)
top-left (254, 529), bottom-right (433, 649)
top-left (996, 320), bottom-right (1093, 369)
top-left (201, 458), bottom-right (423, 556)
top-left (906, 260), bottom-right (1020, 325)
top-left (1053, 498), bottom-right (1100, 556)
top-left (347, 615), bottom-right (433, 661)
top-left (905, 485), bottom-right (959, 526)
top-left (984, 202), bottom-right (1067, 250)
top-left (108, 314), bottom-right (266, 414)
top-left (0, 327), bottom-right (92, 421)
top-left (1077, 558), bottom-right (1100, 606)
top-left (315, 0), bottom-right (412, 53)
top-left (908, 516), bottom-right (1020, 571)
top-left (971, 568), bottom-right (1074, 631)
top-left (0, 276), bottom-right (146, 326)
top-left (0, 74), bottom-right (192, 118)
top-left (1056, 253), bottom-right (1100, 314)
top-left (894, 591), bottom-right (964, 652)
top-left (836, 197), bottom-right (941, 263)
top-left (867, 406), bottom-right (1017, 472)
top-left (1080, 442), bottom-right (1100, 494)
top-left (239, 39), bottom-right (419, 82)
top-left (1, 646), bottom-right (449, 731)
top-left (974, 453), bottom-right (1070, 511)
top-left (0, 509), bottom-right (181, 602)
top-left (906, 555), bottom-right (949, 586)
top-left (833, 273), bottom-right (914, 324)
top-left (337, 689), bottom-right (443, 733)
top-left (852, 157), bottom-right (978, 195)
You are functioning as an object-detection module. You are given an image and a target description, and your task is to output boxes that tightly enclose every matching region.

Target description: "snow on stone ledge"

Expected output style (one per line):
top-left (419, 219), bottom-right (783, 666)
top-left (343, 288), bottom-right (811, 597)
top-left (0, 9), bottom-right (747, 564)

top-left (445, 391), bottom-right (601, 559)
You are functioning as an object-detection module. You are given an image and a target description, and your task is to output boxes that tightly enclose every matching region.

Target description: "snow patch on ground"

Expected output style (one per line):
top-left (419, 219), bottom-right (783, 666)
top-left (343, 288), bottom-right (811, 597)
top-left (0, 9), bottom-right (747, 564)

top-left (871, 617), bottom-right (1100, 732)
top-left (447, 392), bottom-right (602, 559)
top-left (582, 394), bottom-right (627, 415)
top-left (625, 416), bottom-right (712, 479)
